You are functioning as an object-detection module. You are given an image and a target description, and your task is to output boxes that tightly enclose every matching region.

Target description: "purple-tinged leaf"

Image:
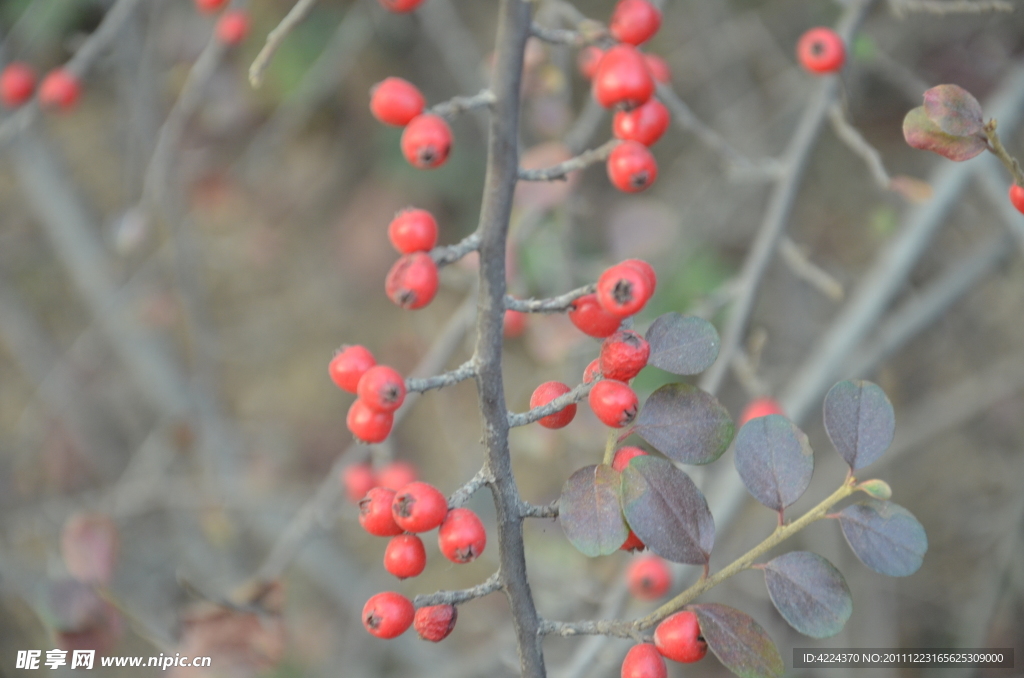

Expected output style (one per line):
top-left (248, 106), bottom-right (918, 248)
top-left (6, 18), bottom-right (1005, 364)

top-left (734, 414), bottom-right (813, 511)
top-left (837, 501), bottom-right (927, 577)
top-left (690, 603), bottom-right (783, 678)
top-left (903, 106), bottom-right (986, 162)
top-left (621, 456), bottom-right (714, 565)
top-left (923, 84), bottom-right (984, 137)
top-left (822, 380), bottom-right (895, 471)
top-left (559, 464), bottom-right (629, 557)
top-left (635, 383), bottom-right (734, 465)
top-left (644, 313), bottom-right (720, 375)
top-left (763, 552), bottom-right (852, 638)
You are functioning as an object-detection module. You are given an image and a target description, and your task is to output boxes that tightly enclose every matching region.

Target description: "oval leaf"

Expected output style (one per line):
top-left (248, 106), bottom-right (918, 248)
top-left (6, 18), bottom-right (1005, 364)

top-left (822, 380), bottom-right (895, 471)
top-left (763, 552), bottom-right (853, 638)
top-left (837, 501), bottom-right (928, 577)
top-left (644, 313), bottom-right (721, 375)
top-left (690, 603), bottom-right (783, 678)
top-left (903, 106), bottom-right (986, 162)
top-left (621, 456), bottom-right (714, 564)
top-left (734, 415), bottom-right (814, 511)
top-left (923, 84), bottom-right (983, 137)
top-left (559, 464), bottom-right (629, 557)
top-left (635, 383), bottom-right (734, 465)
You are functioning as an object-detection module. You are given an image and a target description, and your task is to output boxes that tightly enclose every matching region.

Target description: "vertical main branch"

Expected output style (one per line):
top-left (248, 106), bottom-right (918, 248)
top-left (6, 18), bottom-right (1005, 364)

top-left (472, 1), bottom-right (543, 676)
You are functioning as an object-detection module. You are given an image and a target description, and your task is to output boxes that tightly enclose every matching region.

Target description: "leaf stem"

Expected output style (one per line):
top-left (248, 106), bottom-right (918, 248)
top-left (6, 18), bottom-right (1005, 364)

top-left (983, 119), bottom-right (1024, 186)
top-left (602, 430), bottom-right (617, 466)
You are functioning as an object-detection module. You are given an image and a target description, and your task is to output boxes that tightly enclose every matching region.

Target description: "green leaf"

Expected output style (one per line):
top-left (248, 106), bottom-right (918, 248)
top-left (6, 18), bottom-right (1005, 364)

top-left (558, 464), bottom-right (629, 557)
top-left (923, 84), bottom-right (984, 137)
top-left (644, 313), bottom-right (720, 375)
top-left (635, 383), bottom-right (734, 465)
top-left (690, 603), bottom-right (783, 678)
top-left (903, 106), bottom-right (986, 162)
top-left (763, 552), bottom-right (853, 638)
top-left (734, 414), bottom-right (814, 511)
top-left (837, 501), bottom-right (928, 577)
top-left (822, 380), bottom-right (895, 471)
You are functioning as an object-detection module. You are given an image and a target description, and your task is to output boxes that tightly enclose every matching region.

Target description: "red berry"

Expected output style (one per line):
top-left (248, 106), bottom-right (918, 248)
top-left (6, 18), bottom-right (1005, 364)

top-left (597, 262), bottom-right (652, 317)
top-left (738, 397), bottom-right (785, 427)
top-left (401, 114), bottom-right (452, 169)
top-left (610, 0), bottom-right (662, 46)
top-left (613, 99), bottom-right (670, 147)
top-left (362, 592), bottom-right (414, 639)
top-left (654, 610), bottom-right (707, 663)
top-left (627, 555), bottom-right (672, 600)
top-left (1009, 184), bottom-right (1024, 215)
top-left (583, 358), bottom-right (602, 384)
top-left (1, 62), bottom-right (36, 108)
top-left (392, 482), bottom-right (449, 533)
top-left (620, 530), bottom-right (646, 551)
top-left (611, 446), bottom-right (648, 472)
top-left (342, 463), bottom-right (377, 503)
top-left (378, 0), bottom-right (425, 12)
top-left (578, 46), bottom-right (605, 80)
top-left (347, 399), bottom-right (394, 443)
top-left (593, 44), bottom-right (655, 109)
top-left (529, 381), bottom-right (577, 429)
top-left (359, 487), bottom-right (404, 536)
top-left (600, 330), bottom-right (650, 381)
top-left (371, 78), bottom-right (426, 127)
top-left (622, 643), bottom-right (668, 678)
top-left (357, 365), bottom-right (407, 413)
top-left (329, 345), bottom-right (376, 393)
top-left (607, 140), bottom-right (658, 193)
top-left (194, 0), bottom-right (228, 13)
top-left (388, 208), bottom-right (438, 253)
top-left (385, 252), bottom-right (439, 310)
top-left (796, 27), bottom-right (845, 75)
top-left (622, 259), bottom-right (657, 295)
top-left (38, 69), bottom-right (80, 111)
top-left (215, 10), bottom-right (249, 46)
top-left (643, 53), bottom-right (671, 84)
top-left (438, 507), bottom-right (487, 563)
top-left (504, 309), bottom-right (528, 338)
top-left (414, 604), bottom-right (457, 642)
top-left (588, 380), bottom-right (639, 428)
top-left (377, 461), bottom-right (418, 491)
top-left (569, 293), bottom-right (622, 338)
top-left (383, 534), bottom-right (427, 579)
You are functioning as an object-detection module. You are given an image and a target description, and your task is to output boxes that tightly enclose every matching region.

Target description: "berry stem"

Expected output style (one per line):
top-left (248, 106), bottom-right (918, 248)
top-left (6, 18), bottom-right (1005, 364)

top-left (405, 359), bottom-right (477, 394)
top-left (505, 283), bottom-right (597, 313)
top-left (413, 570), bottom-right (502, 608)
top-left (507, 380), bottom-right (594, 428)
top-left (983, 119), bottom-right (1024, 186)
top-left (518, 139), bottom-right (619, 181)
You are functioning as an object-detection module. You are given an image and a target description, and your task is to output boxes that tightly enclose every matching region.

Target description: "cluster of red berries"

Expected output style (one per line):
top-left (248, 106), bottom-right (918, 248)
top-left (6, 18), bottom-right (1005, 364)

top-left (0, 62), bottom-right (80, 112)
top-left (194, 0), bottom-right (250, 45)
top-left (796, 27), bottom-right (845, 75)
top-left (371, 77), bottom-right (453, 170)
top-left (384, 207), bottom-right (442, 310)
top-left (329, 345), bottom-right (407, 443)
top-left (621, 611), bottom-right (708, 677)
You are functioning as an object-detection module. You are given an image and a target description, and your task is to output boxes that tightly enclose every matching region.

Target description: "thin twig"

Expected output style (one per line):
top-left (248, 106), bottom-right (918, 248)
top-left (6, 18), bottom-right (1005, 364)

top-left (508, 381), bottom-right (594, 428)
top-left (249, 0), bottom-right (321, 88)
top-left (563, 97), bottom-right (607, 155)
top-left (828, 102), bottom-right (893, 191)
top-left (429, 89), bottom-right (497, 119)
top-left (530, 22), bottom-right (585, 46)
top-left (983, 119), bottom-right (1024, 186)
top-left (779, 236), bottom-right (845, 301)
top-left (520, 501), bottom-right (559, 518)
top-left (414, 571), bottom-right (503, 608)
top-left (889, 0), bottom-right (1013, 14)
top-left (448, 466), bottom-right (494, 509)
top-left (505, 284), bottom-right (595, 313)
top-left (518, 139), bottom-right (617, 181)
top-left (433, 232), bottom-right (482, 266)
top-left (406, 360), bottom-right (477, 394)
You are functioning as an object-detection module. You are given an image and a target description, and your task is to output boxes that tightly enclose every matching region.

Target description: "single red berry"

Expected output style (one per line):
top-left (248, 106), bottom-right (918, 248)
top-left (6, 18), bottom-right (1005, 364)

top-left (578, 46), bottom-right (605, 80)
top-left (38, 69), bottom-right (80, 111)
top-left (654, 610), bottom-right (707, 663)
top-left (215, 10), bottom-right (249, 46)
top-left (529, 381), bottom-right (577, 429)
top-left (362, 592), bottom-right (414, 639)
top-left (583, 358), bottom-right (602, 384)
top-left (610, 0), bottom-right (662, 46)
top-left (1, 62), bottom-right (36, 108)
top-left (342, 463), bottom-right (377, 503)
top-left (383, 534), bottom-right (427, 579)
top-left (621, 643), bottom-right (668, 678)
top-left (347, 399), bottom-right (394, 443)
top-left (401, 114), bottom-right (452, 169)
top-left (613, 99), bottom-right (670, 147)
top-left (504, 309), bottom-right (528, 338)
top-left (569, 293), bottom-right (622, 338)
top-left (414, 604), bottom-right (457, 642)
top-left (358, 487), bottom-right (404, 537)
top-left (378, 0), bottom-right (425, 12)
top-left (738, 397), bottom-right (785, 427)
top-left (796, 27), bottom-right (845, 75)
top-left (597, 262), bottom-right (652, 317)
top-left (593, 44), bottom-right (655, 109)
top-left (371, 78), bottom-right (426, 127)
top-left (438, 507), bottom-right (487, 563)
top-left (385, 252), bottom-right (439, 310)
top-left (588, 379), bottom-right (639, 428)
top-left (643, 53), bottom-right (671, 84)
top-left (622, 259), bottom-right (657, 295)
top-left (388, 208), bottom-right (438, 253)
top-left (607, 140), bottom-right (658, 193)
top-left (1009, 184), bottom-right (1024, 215)
top-left (600, 330), bottom-right (650, 381)
top-left (194, 0), bottom-right (228, 13)
top-left (377, 460), bottom-right (418, 491)
top-left (627, 554), bottom-right (672, 600)
top-left (611, 446), bottom-right (648, 472)
top-left (392, 482), bottom-right (449, 533)
top-left (621, 530), bottom-right (645, 551)
top-left (329, 345), bottom-right (376, 393)
top-left (357, 365), bottom-right (407, 413)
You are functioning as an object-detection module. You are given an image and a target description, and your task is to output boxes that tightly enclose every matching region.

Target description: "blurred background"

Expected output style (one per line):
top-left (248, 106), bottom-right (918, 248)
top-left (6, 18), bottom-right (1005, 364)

top-left (1, 0), bottom-right (1023, 676)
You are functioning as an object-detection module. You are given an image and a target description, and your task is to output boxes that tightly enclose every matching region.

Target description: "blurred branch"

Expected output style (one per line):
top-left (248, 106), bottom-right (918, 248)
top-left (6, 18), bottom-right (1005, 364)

top-left (508, 381), bottom-right (593, 428)
top-left (430, 89), bottom-right (496, 119)
top-left (828, 102), bottom-right (892, 191)
top-left (249, 0), bottom-right (321, 88)
top-left (406, 359), bottom-right (477, 394)
top-left (557, 579), bottom-right (630, 678)
top-left (889, 0), bottom-right (1013, 14)
top-left (779, 236), bottom-right (845, 301)
top-left (505, 284), bottom-right (595, 312)
top-left (563, 97), bottom-right (607, 154)
top-left (518, 139), bottom-right (617, 180)
top-left (414, 571), bottom-right (502, 608)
